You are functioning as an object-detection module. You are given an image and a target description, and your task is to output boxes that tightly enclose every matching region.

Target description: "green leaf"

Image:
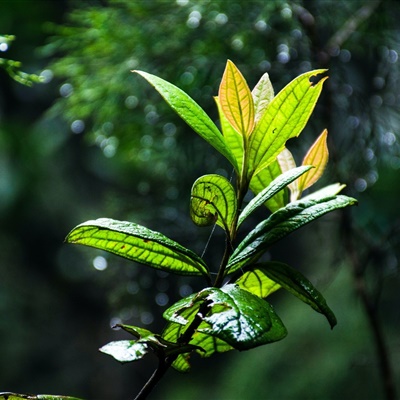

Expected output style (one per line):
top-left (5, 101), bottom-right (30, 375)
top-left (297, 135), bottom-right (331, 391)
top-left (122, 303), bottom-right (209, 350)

top-left (100, 340), bottom-right (149, 363)
top-left (134, 70), bottom-right (237, 170)
top-left (190, 174), bottom-right (237, 235)
top-left (235, 267), bottom-right (281, 298)
top-left (240, 165), bottom-right (313, 226)
top-left (161, 321), bottom-right (233, 372)
top-left (215, 96), bottom-right (244, 174)
top-left (164, 285), bottom-right (287, 351)
top-left (227, 195), bottom-right (358, 273)
top-left (249, 160), bottom-right (287, 213)
top-left (252, 71), bottom-right (274, 123)
top-left (66, 218), bottom-right (210, 279)
top-left (248, 70), bottom-right (328, 179)
top-left (249, 262), bottom-right (337, 328)
top-left (218, 60), bottom-right (255, 136)
top-left (0, 394), bottom-right (83, 400)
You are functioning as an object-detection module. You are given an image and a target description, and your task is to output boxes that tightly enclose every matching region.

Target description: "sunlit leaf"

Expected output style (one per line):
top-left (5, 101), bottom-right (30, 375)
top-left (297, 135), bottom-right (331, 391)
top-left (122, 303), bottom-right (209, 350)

top-left (296, 129), bottom-right (329, 198)
top-left (215, 96), bottom-right (244, 174)
top-left (250, 262), bottom-right (337, 328)
top-left (100, 340), bottom-right (149, 363)
top-left (227, 195), bottom-right (358, 273)
top-left (240, 165), bottom-right (313, 226)
top-left (218, 60), bottom-right (255, 136)
top-left (235, 267), bottom-right (281, 298)
top-left (66, 218), bottom-right (210, 279)
top-left (252, 71), bottom-right (274, 123)
top-left (190, 174), bottom-right (237, 235)
top-left (0, 393), bottom-right (83, 400)
top-left (134, 70), bottom-right (237, 170)
top-left (248, 70), bottom-right (328, 179)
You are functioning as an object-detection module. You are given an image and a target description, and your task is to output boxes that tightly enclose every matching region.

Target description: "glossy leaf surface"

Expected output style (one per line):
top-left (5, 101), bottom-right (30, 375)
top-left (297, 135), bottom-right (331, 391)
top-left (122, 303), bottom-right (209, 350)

top-left (164, 284), bottom-right (287, 351)
top-left (241, 165), bottom-right (313, 226)
top-left (66, 218), bottom-right (209, 278)
top-left (297, 129), bottom-right (329, 198)
top-left (190, 174), bottom-right (237, 234)
top-left (248, 70), bottom-right (328, 178)
top-left (251, 262), bottom-right (337, 328)
top-left (135, 70), bottom-right (237, 170)
top-left (227, 195), bottom-right (358, 273)
top-left (218, 60), bottom-right (254, 136)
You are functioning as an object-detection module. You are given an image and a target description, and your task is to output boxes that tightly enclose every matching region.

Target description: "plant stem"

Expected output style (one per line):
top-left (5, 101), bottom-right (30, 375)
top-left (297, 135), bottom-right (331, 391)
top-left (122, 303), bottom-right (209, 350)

top-left (134, 357), bottom-right (173, 400)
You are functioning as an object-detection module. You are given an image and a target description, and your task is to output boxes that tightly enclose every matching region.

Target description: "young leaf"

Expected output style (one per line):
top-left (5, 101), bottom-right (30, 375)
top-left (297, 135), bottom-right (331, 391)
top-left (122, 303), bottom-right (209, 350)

top-left (249, 160), bottom-right (288, 214)
top-left (248, 70), bottom-right (328, 179)
top-left (235, 267), bottom-right (281, 298)
top-left (215, 96), bottom-right (244, 174)
top-left (218, 60), bottom-right (255, 136)
top-left (296, 129), bottom-right (329, 198)
top-left (66, 218), bottom-right (210, 279)
top-left (190, 174), bottom-right (237, 235)
top-left (239, 165), bottom-right (313, 226)
top-left (227, 195), bottom-right (358, 273)
top-left (252, 71), bottom-right (274, 123)
top-left (134, 70), bottom-right (237, 170)
top-left (250, 262), bottom-right (337, 328)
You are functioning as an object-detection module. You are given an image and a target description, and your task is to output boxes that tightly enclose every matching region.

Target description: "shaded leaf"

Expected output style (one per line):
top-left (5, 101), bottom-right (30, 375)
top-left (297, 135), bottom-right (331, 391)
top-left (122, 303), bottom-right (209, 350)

top-left (100, 340), bottom-right (149, 363)
top-left (251, 262), bottom-right (337, 328)
top-left (218, 60), bottom-right (255, 136)
top-left (190, 174), bottom-right (237, 234)
top-left (240, 165), bottom-right (313, 226)
top-left (134, 70), bottom-right (237, 170)
top-left (66, 218), bottom-right (209, 279)
top-left (252, 71), bottom-right (274, 123)
top-left (248, 70), bottom-right (328, 179)
top-left (227, 195), bottom-right (358, 273)
top-left (297, 129), bottom-right (329, 198)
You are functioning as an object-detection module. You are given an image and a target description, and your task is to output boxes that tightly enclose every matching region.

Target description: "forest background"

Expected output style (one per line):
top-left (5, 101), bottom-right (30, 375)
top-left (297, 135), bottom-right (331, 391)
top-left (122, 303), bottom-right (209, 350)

top-left (1, 1), bottom-right (399, 399)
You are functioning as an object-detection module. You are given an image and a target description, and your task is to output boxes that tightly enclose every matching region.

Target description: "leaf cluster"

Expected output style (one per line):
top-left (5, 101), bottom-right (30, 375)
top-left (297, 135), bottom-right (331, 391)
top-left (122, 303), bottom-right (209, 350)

top-left (65, 61), bottom-right (357, 375)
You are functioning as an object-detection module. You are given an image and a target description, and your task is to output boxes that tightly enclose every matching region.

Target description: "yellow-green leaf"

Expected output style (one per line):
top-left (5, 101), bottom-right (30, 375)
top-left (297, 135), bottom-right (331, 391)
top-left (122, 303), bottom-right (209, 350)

top-left (215, 96), bottom-right (244, 174)
top-left (218, 60), bottom-right (255, 136)
top-left (297, 129), bottom-right (329, 198)
top-left (65, 218), bottom-right (209, 278)
top-left (248, 70), bottom-right (328, 180)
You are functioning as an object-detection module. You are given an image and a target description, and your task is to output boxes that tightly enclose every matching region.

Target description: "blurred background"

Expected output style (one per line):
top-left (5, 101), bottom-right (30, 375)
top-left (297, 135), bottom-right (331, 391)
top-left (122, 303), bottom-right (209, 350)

top-left (1, 1), bottom-right (399, 399)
